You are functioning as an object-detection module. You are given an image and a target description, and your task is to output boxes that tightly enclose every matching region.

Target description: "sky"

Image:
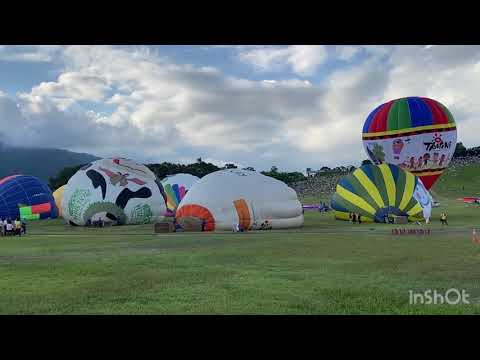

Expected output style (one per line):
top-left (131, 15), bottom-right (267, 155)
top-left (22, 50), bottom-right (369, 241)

top-left (0, 45), bottom-right (478, 173)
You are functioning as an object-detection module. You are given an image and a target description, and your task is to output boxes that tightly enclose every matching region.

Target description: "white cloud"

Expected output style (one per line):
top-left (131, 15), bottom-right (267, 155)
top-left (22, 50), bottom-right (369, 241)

top-left (0, 45), bottom-right (62, 63)
top-left (336, 46), bottom-right (361, 61)
top-left (238, 45), bottom-right (328, 76)
top-left (1, 45), bottom-right (479, 172)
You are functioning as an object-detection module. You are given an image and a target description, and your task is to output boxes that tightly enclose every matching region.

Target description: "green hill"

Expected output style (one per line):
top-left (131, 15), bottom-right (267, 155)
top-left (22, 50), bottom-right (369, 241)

top-left (432, 164), bottom-right (480, 199)
top-left (295, 160), bottom-right (480, 204)
top-left (0, 143), bottom-right (99, 183)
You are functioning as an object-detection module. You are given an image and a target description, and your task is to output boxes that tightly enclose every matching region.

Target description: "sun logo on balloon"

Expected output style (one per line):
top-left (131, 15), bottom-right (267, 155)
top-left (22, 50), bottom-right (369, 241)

top-left (433, 133), bottom-right (443, 144)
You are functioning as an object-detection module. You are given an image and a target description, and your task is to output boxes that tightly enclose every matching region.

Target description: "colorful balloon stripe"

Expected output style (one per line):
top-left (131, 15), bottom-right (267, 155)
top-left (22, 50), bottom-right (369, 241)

top-left (362, 123), bottom-right (456, 139)
top-left (233, 199), bottom-right (251, 230)
top-left (161, 174), bottom-right (200, 212)
top-left (363, 97), bottom-right (455, 135)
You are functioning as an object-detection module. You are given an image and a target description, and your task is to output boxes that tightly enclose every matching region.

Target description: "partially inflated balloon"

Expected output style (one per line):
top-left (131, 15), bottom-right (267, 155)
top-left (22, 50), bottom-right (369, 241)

top-left (176, 169), bottom-right (303, 231)
top-left (61, 157), bottom-right (167, 226)
top-left (161, 173), bottom-right (199, 211)
top-left (331, 163), bottom-right (425, 223)
top-left (362, 97), bottom-right (457, 189)
top-left (0, 175), bottom-right (58, 221)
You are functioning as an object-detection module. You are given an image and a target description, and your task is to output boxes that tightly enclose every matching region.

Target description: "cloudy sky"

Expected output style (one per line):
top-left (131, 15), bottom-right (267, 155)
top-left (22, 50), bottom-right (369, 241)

top-left (0, 45), bottom-right (478, 172)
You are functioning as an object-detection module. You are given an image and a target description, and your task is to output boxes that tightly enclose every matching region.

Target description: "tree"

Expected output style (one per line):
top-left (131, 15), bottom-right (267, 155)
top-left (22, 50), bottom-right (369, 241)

top-left (454, 142), bottom-right (467, 157)
top-left (48, 164), bottom-right (86, 190)
top-left (242, 167), bottom-right (255, 171)
top-left (270, 166), bottom-right (278, 173)
top-left (224, 163), bottom-right (237, 169)
top-left (196, 157), bottom-right (202, 163)
top-left (320, 166), bottom-right (331, 171)
top-left (361, 159), bottom-right (372, 166)
top-left (146, 160), bottom-right (221, 179)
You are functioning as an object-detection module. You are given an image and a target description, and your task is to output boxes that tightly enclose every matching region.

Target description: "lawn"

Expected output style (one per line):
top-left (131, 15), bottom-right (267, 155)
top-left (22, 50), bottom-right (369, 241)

top-left (0, 165), bottom-right (479, 314)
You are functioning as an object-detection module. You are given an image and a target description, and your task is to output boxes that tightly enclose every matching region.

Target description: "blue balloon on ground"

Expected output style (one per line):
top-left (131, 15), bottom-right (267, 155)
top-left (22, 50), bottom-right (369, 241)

top-left (0, 175), bottom-right (58, 220)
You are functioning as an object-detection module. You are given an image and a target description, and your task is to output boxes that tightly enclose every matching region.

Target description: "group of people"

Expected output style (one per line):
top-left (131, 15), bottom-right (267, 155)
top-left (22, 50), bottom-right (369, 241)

top-left (85, 218), bottom-right (107, 227)
top-left (348, 212), bottom-right (363, 224)
top-left (231, 220), bottom-right (273, 232)
top-left (0, 218), bottom-right (26, 236)
top-left (318, 202), bottom-right (330, 212)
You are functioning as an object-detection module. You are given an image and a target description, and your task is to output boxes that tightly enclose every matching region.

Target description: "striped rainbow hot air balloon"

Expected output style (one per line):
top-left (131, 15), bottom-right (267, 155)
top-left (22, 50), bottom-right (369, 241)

top-left (331, 163), bottom-right (424, 223)
top-left (362, 97), bottom-right (457, 190)
top-left (161, 173), bottom-right (200, 212)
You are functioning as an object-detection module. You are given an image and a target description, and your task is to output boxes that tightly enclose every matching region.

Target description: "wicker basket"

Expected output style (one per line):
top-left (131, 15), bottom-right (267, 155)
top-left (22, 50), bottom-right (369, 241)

top-left (154, 221), bottom-right (175, 233)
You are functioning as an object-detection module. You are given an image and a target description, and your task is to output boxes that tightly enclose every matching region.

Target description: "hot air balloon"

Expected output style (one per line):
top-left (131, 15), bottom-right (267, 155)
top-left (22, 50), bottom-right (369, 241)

top-left (61, 157), bottom-right (167, 226)
top-left (161, 173), bottom-right (199, 212)
top-left (53, 185), bottom-right (66, 217)
top-left (362, 97), bottom-right (457, 190)
top-left (331, 163), bottom-right (425, 223)
top-left (176, 169), bottom-right (303, 231)
top-left (0, 175), bottom-right (58, 221)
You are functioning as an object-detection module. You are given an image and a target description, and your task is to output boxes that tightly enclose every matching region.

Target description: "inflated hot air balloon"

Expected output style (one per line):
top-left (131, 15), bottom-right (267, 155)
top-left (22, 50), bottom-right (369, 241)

top-left (176, 169), bottom-right (303, 231)
top-left (362, 97), bottom-right (457, 190)
top-left (53, 185), bottom-right (65, 217)
top-left (61, 157), bottom-right (167, 226)
top-left (161, 173), bottom-right (199, 212)
top-left (331, 163), bottom-right (425, 223)
top-left (0, 175), bottom-right (58, 221)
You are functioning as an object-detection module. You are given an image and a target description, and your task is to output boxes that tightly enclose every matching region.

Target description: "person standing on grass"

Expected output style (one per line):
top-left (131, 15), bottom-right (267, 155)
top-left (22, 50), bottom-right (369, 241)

top-left (5, 220), bottom-right (12, 236)
top-left (21, 219), bottom-right (26, 235)
top-left (358, 214), bottom-right (362, 224)
top-left (14, 218), bottom-right (22, 236)
top-left (440, 212), bottom-right (448, 226)
top-left (472, 229), bottom-right (480, 244)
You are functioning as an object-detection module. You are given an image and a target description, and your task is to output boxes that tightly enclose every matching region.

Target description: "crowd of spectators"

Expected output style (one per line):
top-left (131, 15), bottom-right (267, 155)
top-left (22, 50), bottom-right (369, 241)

top-left (292, 154), bottom-right (480, 199)
top-left (291, 170), bottom-right (350, 198)
top-left (448, 154), bottom-right (480, 169)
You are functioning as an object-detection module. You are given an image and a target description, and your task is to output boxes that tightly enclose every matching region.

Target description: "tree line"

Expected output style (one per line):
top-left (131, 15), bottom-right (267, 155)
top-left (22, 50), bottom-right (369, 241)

top-left (48, 158), bottom-right (308, 190)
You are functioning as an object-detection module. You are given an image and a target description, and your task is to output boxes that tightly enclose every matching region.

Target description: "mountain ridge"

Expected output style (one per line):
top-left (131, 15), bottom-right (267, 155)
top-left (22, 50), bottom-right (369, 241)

top-left (0, 143), bottom-right (100, 183)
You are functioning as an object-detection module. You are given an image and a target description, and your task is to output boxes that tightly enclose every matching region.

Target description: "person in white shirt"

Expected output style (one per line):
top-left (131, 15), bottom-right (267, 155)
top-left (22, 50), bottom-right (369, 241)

top-left (6, 222), bottom-right (13, 235)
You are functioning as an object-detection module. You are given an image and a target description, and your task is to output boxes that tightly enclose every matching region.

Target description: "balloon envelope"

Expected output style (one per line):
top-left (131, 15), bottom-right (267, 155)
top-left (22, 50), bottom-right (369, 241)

top-left (53, 185), bottom-right (65, 217)
top-left (176, 169), bottom-right (303, 231)
top-left (331, 163), bottom-right (425, 223)
top-left (61, 157), bottom-right (167, 226)
top-left (362, 97), bottom-right (457, 189)
top-left (0, 175), bottom-right (58, 221)
top-left (161, 173), bottom-right (199, 211)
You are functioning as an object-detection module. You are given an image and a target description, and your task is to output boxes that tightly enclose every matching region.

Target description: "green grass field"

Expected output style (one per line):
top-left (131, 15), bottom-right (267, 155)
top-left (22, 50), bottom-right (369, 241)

top-left (1, 165), bottom-right (479, 314)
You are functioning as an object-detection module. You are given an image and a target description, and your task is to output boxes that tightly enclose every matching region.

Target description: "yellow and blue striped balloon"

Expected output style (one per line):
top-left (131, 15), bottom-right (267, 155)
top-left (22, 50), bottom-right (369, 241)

top-left (331, 163), bottom-right (423, 223)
